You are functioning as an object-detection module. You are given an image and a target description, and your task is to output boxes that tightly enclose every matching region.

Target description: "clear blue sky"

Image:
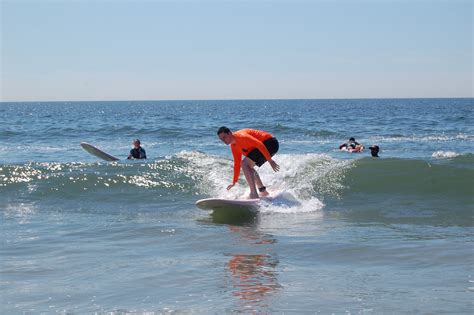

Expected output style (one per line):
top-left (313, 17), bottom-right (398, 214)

top-left (1, 0), bottom-right (472, 101)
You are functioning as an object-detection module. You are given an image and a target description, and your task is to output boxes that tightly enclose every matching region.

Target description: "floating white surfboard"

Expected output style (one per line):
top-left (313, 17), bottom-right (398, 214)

top-left (340, 146), bottom-right (364, 153)
top-left (80, 142), bottom-right (120, 161)
top-left (195, 198), bottom-right (261, 211)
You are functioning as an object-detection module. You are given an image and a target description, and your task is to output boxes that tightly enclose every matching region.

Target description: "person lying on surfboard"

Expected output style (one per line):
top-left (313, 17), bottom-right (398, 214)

top-left (127, 139), bottom-right (147, 159)
top-left (217, 127), bottom-right (280, 199)
top-left (339, 137), bottom-right (364, 152)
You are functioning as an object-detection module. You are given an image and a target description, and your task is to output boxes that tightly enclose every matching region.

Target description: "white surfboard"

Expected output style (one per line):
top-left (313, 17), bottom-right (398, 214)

top-left (340, 146), bottom-right (364, 153)
top-left (195, 197), bottom-right (261, 211)
top-left (80, 142), bottom-right (120, 161)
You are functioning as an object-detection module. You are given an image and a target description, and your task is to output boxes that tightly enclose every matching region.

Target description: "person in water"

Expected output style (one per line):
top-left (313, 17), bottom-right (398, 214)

top-left (339, 137), bottom-right (364, 152)
top-left (369, 145), bottom-right (380, 157)
top-left (127, 139), bottom-right (147, 159)
top-left (217, 127), bottom-right (280, 199)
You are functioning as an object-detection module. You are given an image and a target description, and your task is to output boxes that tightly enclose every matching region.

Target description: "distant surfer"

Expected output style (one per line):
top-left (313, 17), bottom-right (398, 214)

top-left (217, 127), bottom-right (280, 199)
top-left (339, 137), bottom-right (364, 152)
top-left (127, 139), bottom-right (147, 159)
top-left (369, 145), bottom-right (380, 157)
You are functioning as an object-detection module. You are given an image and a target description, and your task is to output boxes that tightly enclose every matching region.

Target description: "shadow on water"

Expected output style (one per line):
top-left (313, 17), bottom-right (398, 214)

top-left (208, 206), bottom-right (259, 226)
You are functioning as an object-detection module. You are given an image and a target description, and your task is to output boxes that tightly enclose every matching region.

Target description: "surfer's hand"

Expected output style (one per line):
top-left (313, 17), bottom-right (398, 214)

top-left (269, 159), bottom-right (280, 172)
top-left (227, 184), bottom-right (235, 191)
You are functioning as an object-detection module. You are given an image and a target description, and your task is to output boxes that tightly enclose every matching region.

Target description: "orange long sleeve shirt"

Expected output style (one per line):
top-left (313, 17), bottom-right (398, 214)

top-left (230, 129), bottom-right (274, 184)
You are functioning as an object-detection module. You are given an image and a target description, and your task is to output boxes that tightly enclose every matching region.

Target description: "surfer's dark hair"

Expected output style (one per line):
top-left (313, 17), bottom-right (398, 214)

top-left (217, 126), bottom-right (231, 135)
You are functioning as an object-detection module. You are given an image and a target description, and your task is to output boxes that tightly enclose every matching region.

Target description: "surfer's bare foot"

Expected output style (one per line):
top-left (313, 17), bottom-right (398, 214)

top-left (259, 190), bottom-right (269, 197)
top-left (248, 193), bottom-right (259, 199)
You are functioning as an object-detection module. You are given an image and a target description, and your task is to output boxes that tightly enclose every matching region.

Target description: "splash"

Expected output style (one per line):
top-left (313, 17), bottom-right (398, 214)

top-left (179, 151), bottom-right (350, 213)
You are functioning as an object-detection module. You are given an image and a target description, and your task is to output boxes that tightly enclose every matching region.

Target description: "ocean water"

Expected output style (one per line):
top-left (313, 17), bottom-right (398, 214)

top-left (1, 98), bottom-right (473, 314)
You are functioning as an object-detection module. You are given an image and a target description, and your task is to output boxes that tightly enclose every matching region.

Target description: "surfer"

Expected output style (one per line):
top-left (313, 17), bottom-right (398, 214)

top-left (369, 145), bottom-right (380, 157)
top-left (339, 137), bottom-right (364, 152)
top-left (127, 139), bottom-right (147, 159)
top-left (217, 127), bottom-right (280, 199)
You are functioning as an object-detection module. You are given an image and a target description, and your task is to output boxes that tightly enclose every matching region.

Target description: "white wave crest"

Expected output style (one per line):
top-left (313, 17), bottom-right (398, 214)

top-left (431, 151), bottom-right (460, 159)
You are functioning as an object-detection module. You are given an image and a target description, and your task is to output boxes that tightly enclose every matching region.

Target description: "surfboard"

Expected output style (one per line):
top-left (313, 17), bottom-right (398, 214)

top-left (195, 198), bottom-right (261, 211)
top-left (80, 142), bottom-right (120, 161)
top-left (340, 146), bottom-right (364, 153)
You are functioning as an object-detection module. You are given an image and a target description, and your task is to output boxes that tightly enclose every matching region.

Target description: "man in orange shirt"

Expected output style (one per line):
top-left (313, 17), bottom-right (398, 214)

top-left (217, 126), bottom-right (280, 199)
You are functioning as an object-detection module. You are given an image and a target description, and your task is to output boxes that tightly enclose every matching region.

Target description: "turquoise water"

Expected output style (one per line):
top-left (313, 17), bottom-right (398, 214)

top-left (1, 98), bottom-right (473, 313)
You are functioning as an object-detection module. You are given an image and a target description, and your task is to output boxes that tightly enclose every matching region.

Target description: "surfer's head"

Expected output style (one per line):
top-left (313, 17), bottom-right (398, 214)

top-left (217, 126), bottom-right (233, 145)
top-left (133, 139), bottom-right (141, 148)
top-left (349, 137), bottom-right (355, 142)
top-left (217, 126), bottom-right (230, 135)
top-left (369, 145), bottom-right (379, 157)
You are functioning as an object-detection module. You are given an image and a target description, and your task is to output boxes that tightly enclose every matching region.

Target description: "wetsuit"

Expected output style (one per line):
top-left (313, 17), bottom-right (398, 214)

top-left (230, 129), bottom-right (279, 185)
top-left (129, 147), bottom-right (147, 159)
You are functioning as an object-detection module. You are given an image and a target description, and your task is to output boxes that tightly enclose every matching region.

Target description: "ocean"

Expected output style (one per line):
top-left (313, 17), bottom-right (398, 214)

top-left (1, 98), bottom-right (473, 314)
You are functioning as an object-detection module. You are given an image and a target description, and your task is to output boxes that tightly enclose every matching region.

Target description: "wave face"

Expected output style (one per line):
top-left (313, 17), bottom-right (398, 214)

top-left (341, 155), bottom-right (473, 196)
top-left (324, 154), bottom-right (474, 226)
top-left (2, 152), bottom-right (472, 225)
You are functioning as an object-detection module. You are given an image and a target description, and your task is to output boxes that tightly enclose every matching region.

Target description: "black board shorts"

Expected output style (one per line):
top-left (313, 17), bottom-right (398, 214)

top-left (247, 137), bottom-right (279, 167)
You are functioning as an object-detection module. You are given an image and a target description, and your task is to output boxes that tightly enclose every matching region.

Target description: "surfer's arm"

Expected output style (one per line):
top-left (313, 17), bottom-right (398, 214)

top-left (231, 147), bottom-right (242, 186)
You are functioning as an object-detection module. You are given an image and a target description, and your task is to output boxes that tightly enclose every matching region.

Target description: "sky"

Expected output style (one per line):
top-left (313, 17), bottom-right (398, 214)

top-left (1, 0), bottom-right (472, 102)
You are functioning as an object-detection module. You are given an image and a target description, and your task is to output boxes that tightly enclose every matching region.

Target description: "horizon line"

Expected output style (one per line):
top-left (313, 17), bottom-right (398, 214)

top-left (1, 96), bottom-right (473, 104)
